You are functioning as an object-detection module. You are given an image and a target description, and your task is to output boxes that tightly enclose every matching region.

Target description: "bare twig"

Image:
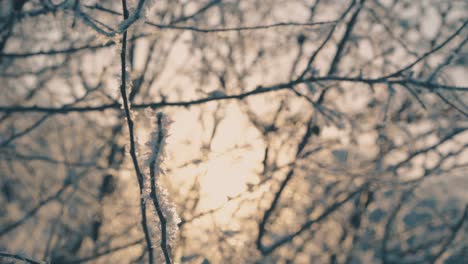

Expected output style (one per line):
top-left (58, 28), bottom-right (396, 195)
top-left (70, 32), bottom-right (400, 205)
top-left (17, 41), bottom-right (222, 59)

top-left (117, 0), bottom-right (154, 263)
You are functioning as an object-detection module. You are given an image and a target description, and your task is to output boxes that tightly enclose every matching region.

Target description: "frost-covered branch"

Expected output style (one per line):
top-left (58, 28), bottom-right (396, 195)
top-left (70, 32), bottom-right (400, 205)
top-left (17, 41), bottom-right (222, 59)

top-left (145, 112), bottom-right (179, 264)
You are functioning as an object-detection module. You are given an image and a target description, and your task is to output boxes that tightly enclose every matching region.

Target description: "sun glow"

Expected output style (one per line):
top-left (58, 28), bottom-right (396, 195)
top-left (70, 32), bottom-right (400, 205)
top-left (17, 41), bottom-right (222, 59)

top-left (199, 155), bottom-right (251, 209)
top-left (166, 103), bottom-right (265, 212)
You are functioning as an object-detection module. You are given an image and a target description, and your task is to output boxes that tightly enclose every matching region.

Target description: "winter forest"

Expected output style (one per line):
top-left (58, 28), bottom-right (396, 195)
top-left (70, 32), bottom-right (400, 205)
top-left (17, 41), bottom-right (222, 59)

top-left (0, 0), bottom-right (467, 263)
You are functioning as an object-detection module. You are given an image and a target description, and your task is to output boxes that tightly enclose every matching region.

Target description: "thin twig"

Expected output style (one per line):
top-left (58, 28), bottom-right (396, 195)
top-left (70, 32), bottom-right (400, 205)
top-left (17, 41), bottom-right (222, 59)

top-left (118, 0), bottom-right (154, 263)
top-left (0, 185), bottom-right (68, 236)
top-left (145, 20), bottom-right (336, 33)
top-left (1, 77), bottom-right (465, 114)
top-left (381, 20), bottom-right (468, 79)
top-left (0, 252), bottom-right (46, 264)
